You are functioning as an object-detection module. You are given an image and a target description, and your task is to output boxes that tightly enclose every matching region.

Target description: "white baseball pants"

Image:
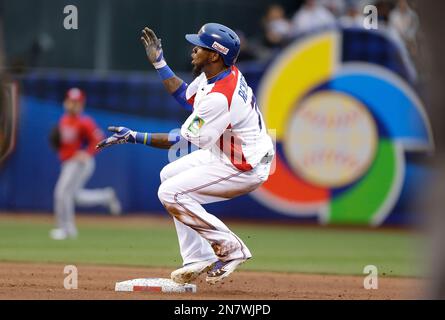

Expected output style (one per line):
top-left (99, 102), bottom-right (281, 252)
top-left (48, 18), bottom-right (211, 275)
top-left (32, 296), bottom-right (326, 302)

top-left (158, 149), bottom-right (272, 265)
top-left (54, 157), bottom-right (115, 235)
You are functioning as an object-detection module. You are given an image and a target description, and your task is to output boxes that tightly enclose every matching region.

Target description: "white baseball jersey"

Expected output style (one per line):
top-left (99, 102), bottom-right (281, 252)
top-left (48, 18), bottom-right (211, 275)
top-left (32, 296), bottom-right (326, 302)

top-left (180, 66), bottom-right (274, 171)
top-left (159, 66), bottom-right (275, 265)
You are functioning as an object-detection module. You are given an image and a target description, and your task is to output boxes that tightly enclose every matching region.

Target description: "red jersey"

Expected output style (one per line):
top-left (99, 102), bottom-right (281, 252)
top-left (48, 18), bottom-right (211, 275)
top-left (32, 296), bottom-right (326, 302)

top-left (58, 114), bottom-right (104, 162)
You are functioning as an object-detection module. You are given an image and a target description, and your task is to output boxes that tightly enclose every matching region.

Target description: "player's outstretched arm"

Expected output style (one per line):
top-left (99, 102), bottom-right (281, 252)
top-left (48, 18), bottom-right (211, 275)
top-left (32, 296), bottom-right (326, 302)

top-left (96, 126), bottom-right (178, 150)
top-left (141, 27), bottom-right (192, 111)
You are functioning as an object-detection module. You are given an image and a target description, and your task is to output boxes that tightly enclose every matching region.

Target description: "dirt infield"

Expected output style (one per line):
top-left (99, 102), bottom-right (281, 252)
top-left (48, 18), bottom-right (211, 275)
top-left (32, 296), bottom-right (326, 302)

top-left (0, 262), bottom-right (424, 300)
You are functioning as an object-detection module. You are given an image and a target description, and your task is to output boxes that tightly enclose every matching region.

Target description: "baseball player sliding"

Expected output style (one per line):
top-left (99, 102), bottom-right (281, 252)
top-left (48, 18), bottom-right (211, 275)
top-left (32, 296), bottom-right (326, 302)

top-left (50, 88), bottom-right (122, 240)
top-left (97, 23), bottom-right (275, 284)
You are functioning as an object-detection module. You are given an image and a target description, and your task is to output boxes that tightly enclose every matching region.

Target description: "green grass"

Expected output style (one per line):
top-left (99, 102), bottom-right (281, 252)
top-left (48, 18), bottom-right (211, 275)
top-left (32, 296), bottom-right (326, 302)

top-left (0, 218), bottom-right (422, 277)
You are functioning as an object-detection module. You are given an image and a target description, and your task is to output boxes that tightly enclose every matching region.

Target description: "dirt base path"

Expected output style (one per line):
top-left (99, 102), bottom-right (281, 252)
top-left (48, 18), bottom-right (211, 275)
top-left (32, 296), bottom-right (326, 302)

top-left (0, 262), bottom-right (424, 300)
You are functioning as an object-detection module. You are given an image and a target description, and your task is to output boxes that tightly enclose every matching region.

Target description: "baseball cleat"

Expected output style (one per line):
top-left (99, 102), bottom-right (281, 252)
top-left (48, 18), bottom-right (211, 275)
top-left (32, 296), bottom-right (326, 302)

top-left (171, 259), bottom-right (217, 284)
top-left (206, 258), bottom-right (247, 285)
top-left (49, 228), bottom-right (77, 240)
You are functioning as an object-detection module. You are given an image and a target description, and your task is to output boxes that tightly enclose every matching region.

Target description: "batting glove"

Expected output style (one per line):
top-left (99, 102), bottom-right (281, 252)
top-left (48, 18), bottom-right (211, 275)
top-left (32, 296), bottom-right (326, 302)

top-left (141, 27), bottom-right (166, 69)
top-left (96, 126), bottom-right (137, 150)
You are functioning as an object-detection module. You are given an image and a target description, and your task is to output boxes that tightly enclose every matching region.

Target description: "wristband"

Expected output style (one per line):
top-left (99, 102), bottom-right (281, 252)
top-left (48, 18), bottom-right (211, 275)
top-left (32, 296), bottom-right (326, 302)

top-left (135, 132), bottom-right (152, 145)
top-left (153, 51), bottom-right (167, 69)
top-left (157, 65), bottom-right (175, 81)
top-left (153, 59), bottom-right (167, 69)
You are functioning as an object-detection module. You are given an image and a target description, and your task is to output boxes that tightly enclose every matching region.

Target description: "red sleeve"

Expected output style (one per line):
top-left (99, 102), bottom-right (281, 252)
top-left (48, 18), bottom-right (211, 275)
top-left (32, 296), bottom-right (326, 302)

top-left (81, 116), bottom-right (104, 156)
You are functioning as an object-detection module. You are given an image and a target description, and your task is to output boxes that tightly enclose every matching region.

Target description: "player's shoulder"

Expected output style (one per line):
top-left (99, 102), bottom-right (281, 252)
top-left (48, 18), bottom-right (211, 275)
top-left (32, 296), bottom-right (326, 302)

top-left (186, 72), bottom-right (207, 99)
top-left (190, 72), bottom-right (207, 87)
top-left (197, 91), bottom-right (228, 116)
top-left (208, 66), bottom-right (240, 106)
top-left (79, 113), bottom-right (93, 121)
top-left (79, 114), bottom-right (98, 127)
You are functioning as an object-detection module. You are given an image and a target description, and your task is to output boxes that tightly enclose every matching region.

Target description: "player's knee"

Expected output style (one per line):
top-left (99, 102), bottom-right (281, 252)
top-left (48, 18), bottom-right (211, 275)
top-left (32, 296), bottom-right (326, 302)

top-left (158, 182), bottom-right (185, 218)
top-left (159, 168), bottom-right (168, 183)
top-left (159, 164), bottom-right (174, 183)
top-left (157, 181), bottom-right (174, 204)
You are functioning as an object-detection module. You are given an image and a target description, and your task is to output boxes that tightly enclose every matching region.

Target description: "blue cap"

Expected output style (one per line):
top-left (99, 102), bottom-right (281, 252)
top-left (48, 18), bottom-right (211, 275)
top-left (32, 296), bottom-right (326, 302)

top-left (185, 23), bottom-right (241, 66)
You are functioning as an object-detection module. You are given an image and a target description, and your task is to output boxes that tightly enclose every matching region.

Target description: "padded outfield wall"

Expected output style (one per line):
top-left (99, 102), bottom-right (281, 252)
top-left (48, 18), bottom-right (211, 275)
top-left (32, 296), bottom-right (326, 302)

top-left (0, 27), bottom-right (433, 225)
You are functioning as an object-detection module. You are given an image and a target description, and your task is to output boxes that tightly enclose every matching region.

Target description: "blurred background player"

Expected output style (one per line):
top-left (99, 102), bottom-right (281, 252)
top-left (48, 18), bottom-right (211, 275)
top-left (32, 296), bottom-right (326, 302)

top-left (389, 0), bottom-right (419, 57)
top-left (50, 88), bottom-right (121, 240)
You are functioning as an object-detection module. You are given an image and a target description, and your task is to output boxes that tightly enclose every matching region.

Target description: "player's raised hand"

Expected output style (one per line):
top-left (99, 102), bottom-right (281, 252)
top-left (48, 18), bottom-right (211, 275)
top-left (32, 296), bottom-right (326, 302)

top-left (96, 126), bottom-right (137, 150)
top-left (140, 27), bottom-right (166, 68)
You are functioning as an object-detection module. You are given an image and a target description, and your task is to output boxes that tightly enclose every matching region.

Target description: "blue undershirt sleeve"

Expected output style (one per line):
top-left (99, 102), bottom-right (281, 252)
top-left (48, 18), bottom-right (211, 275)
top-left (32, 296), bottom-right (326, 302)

top-left (172, 82), bottom-right (193, 112)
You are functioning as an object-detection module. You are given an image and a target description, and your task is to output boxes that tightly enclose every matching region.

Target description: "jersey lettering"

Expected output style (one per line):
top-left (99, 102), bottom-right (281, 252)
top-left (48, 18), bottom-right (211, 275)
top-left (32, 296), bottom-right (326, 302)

top-left (238, 76), bottom-right (248, 103)
top-left (250, 94), bottom-right (263, 131)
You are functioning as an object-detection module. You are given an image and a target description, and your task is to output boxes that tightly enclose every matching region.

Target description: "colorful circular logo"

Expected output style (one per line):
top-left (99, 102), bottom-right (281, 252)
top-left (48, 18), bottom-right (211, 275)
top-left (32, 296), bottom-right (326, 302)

top-left (253, 29), bottom-right (433, 225)
top-left (286, 91), bottom-right (377, 188)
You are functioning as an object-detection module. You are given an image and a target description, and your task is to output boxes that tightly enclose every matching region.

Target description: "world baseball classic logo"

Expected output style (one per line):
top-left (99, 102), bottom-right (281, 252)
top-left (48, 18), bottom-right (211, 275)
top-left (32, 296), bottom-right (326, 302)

top-left (252, 29), bottom-right (433, 226)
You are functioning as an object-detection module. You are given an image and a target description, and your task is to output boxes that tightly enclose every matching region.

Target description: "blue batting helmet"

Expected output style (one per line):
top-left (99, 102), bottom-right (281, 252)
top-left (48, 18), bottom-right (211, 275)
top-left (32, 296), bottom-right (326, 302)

top-left (185, 23), bottom-right (241, 66)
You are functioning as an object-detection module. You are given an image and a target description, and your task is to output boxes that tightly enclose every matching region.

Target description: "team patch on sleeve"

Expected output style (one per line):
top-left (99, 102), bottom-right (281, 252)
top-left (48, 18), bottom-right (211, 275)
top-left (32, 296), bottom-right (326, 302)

top-left (187, 116), bottom-right (205, 135)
